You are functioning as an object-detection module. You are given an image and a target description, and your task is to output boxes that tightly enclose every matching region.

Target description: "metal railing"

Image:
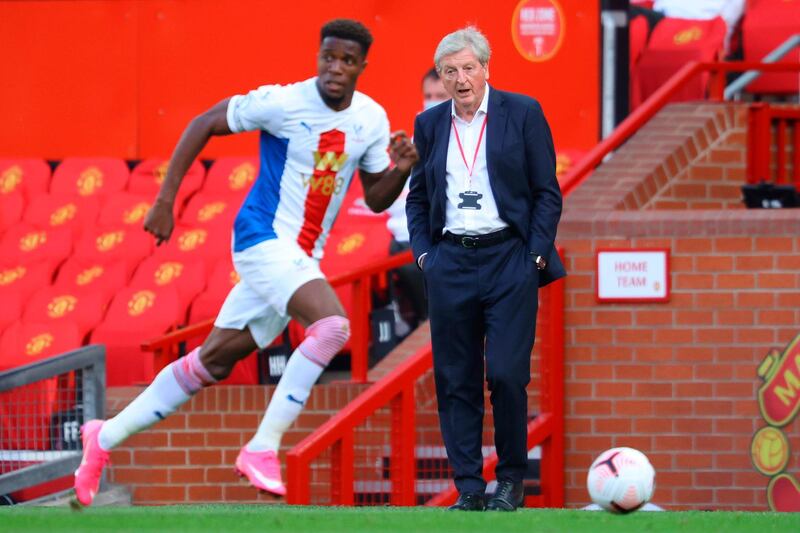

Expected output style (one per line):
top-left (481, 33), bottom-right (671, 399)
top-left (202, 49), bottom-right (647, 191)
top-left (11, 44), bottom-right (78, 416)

top-left (0, 345), bottom-right (105, 499)
top-left (559, 61), bottom-right (800, 198)
top-left (725, 34), bottom-right (800, 99)
top-left (748, 104), bottom-right (800, 191)
top-left (141, 251), bottom-right (414, 383)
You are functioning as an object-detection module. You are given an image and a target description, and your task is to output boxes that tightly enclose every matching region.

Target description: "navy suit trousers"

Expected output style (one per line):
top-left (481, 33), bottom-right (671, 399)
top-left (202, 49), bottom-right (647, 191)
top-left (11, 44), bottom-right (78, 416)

top-left (424, 235), bottom-right (539, 495)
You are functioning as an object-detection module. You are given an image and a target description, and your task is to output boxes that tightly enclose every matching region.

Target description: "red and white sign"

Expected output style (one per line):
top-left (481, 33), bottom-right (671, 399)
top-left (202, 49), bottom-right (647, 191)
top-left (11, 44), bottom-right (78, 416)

top-left (511, 0), bottom-right (565, 62)
top-left (596, 249), bottom-right (670, 303)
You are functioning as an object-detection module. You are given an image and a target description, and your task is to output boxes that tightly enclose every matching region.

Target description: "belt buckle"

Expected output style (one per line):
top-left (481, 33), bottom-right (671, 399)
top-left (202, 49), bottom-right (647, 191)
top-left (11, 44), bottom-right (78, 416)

top-left (461, 236), bottom-right (478, 248)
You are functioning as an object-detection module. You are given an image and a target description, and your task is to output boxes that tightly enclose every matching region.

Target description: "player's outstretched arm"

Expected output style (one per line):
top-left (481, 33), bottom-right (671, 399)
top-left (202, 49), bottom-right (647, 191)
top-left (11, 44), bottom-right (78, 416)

top-left (359, 131), bottom-right (419, 213)
top-left (144, 98), bottom-right (233, 245)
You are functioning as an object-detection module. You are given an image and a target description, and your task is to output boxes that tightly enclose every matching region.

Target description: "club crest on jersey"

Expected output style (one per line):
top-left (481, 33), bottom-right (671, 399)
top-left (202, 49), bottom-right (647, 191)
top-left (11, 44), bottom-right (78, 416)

top-left (353, 124), bottom-right (365, 142)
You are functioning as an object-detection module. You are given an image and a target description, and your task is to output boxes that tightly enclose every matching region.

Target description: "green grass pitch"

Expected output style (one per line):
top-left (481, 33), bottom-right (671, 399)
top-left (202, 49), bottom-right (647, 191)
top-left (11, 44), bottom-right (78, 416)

top-left (2, 505), bottom-right (799, 533)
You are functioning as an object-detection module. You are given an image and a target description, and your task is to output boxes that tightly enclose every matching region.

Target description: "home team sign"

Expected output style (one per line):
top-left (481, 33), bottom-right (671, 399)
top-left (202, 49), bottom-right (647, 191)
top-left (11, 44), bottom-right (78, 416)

top-left (596, 248), bottom-right (670, 303)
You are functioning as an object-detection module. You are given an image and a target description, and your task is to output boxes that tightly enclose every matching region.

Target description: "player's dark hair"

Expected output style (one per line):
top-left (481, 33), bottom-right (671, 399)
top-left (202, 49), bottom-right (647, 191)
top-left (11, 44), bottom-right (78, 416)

top-left (321, 19), bottom-right (373, 57)
top-left (422, 67), bottom-right (440, 84)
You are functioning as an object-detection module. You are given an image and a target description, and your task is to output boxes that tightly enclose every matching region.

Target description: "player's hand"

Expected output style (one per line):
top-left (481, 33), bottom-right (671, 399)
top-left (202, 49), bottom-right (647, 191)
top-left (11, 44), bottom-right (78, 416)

top-left (389, 131), bottom-right (419, 174)
top-left (143, 199), bottom-right (175, 246)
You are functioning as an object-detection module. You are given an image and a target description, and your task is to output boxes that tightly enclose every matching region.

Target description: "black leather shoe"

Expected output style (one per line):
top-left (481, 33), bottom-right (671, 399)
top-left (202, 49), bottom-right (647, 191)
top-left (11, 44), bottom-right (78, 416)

top-left (447, 492), bottom-right (485, 511)
top-left (486, 480), bottom-right (524, 511)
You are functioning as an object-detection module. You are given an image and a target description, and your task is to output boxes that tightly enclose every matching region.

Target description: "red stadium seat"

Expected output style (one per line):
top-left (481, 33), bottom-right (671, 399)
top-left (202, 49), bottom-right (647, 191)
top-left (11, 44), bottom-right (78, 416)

top-left (188, 258), bottom-right (238, 323)
top-left (0, 261), bottom-right (57, 303)
top-left (72, 226), bottom-right (153, 278)
top-left (50, 157), bottom-right (129, 198)
top-left (0, 190), bottom-right (24, 234)
top-left (97, 192), bottom-right (153, 228)
top-left (179, 192), bottom-right (242, 228)
top-left (91, 285), bottom-right (182, 386)
top-left (743, 0), bottom-right (800, 94)
top-left (54, 258), bottom-right (129, 307)
top-left (0, 290), bottom-right (23, 337)
top-left (0, 224), bottom-right (73, 267)
top-left (151, 224), bottom-right (230, 270)
top-left (203, 157), bottom-right (259, 195)
top-left (23, 286), bottom-right (107, 341)
top-left (636, 17), bottom-right (727, 104)
top-left (22, 194), bottom-right (100, 238)
top-left (0, 158), bottom-right (51, 202)
top-left (128, 159), bottom-right (205, 211)
top-left (130, 256), bottom-right (207, 314)
top-left (0, 321), bottom-right (81, 450)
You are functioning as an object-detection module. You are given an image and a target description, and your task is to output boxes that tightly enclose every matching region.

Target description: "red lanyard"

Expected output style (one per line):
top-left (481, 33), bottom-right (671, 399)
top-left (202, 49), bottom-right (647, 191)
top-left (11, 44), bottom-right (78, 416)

top-left (451, 114), bottom-right (488, 180)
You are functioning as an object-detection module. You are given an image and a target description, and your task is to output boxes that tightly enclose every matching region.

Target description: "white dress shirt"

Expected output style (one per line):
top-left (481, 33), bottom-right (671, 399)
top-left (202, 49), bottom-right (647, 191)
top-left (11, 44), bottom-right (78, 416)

top-left (443, 85), bottom-right (508, 236)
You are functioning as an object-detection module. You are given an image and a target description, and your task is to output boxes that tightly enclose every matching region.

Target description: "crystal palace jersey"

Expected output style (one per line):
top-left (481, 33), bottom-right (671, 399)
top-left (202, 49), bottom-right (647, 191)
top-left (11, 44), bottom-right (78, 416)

top-left (226, 77), bottom-right (391, 258)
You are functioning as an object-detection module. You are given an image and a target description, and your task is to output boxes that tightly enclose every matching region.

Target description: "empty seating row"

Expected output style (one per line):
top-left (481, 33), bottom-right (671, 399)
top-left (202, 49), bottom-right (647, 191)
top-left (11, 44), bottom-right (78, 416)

top-left (0, 254), bottom-right (237, 386)
top-left (0, 172), bottom-right (394, 387)
top-left (0, 156), bottom-right (258, 206)
top-left (630, 1), bottom-right (800, 109)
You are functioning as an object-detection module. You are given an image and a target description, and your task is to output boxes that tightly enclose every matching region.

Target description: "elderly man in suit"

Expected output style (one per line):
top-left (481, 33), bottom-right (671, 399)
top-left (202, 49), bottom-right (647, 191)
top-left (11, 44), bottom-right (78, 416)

top-left (406, 26), bottom-right (565, 512)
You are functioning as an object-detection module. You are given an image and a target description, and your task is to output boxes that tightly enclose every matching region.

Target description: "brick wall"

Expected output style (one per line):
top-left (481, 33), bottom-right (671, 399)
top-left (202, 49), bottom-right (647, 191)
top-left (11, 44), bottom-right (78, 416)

top-left (107, 383), bottom-right (368, 504)
top-left (559, 102), bottom-right (800, 510)
top-left (104, 102), bottom-right (800, 510)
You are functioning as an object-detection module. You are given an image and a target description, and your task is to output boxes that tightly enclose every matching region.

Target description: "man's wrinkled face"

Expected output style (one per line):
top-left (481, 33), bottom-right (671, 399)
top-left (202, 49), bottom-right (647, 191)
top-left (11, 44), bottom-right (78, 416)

top-left (438, 47), bottom-right (488, 112)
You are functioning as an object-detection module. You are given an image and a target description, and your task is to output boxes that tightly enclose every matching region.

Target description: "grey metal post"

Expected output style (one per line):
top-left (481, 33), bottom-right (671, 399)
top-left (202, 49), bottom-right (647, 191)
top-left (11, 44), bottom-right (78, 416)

top-left (724, 34), bottom-right (800, 100)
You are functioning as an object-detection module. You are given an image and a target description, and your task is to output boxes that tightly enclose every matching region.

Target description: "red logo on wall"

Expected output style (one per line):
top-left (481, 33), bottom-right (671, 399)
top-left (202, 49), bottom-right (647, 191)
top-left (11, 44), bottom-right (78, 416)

top-left (752, 331), bottom-right (800, 512)
top-left (511, 0), bottom-right (565, 62)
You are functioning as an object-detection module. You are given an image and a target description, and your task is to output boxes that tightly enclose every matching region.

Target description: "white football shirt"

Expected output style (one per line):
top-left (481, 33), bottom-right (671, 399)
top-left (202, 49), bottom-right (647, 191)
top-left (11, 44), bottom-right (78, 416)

top-left (226, 77), bottom-right (391, 258)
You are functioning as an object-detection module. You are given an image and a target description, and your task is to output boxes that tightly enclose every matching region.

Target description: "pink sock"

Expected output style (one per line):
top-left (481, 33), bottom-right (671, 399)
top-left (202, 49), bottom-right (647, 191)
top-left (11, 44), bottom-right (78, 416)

top-left (97, 347), bottom-right (216, 450)
top-left (172, 347), bottom-right (217, 395)
top-left (298, 315), bottom-right (350, 367)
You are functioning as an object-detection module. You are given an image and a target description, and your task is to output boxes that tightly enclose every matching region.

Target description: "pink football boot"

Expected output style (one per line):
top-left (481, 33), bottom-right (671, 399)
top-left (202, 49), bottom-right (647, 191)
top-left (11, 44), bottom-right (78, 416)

top-left (234, 447), bottom-right (287, 496)
top-left (73, 419), bottom-right (111, 506)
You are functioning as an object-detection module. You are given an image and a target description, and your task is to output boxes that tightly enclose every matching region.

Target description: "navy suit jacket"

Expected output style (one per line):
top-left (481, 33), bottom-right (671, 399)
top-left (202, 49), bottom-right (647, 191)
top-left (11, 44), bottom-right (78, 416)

top-left (405, 86), bottom-right (566, 287)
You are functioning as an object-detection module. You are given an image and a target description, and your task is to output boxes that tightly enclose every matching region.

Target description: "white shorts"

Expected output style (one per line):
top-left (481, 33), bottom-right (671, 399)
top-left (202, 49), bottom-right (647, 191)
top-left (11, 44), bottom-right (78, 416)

top-left (214, 238), bottom-right (325, 348)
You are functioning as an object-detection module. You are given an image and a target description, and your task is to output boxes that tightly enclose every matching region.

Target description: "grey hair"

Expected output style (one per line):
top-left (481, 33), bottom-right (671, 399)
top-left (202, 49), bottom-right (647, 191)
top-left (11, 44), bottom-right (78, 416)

top-left (434, 26), bottom-right (491, 70)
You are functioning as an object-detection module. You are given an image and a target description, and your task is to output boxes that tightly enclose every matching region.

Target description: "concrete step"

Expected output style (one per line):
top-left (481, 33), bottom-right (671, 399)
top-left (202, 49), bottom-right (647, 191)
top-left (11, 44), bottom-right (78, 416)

top-left (19, 483), bottom-right (131, 507)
